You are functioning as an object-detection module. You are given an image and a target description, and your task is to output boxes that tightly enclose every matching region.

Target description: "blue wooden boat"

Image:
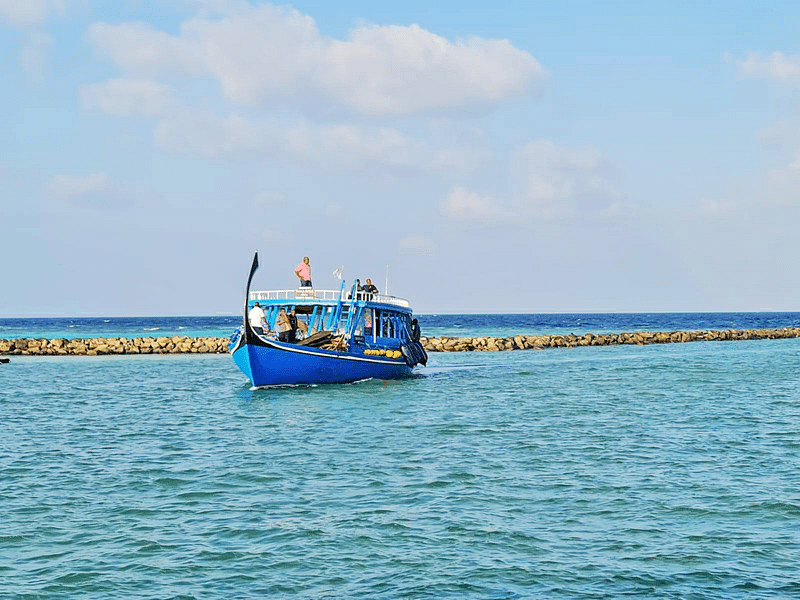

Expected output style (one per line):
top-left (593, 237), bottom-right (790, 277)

top-left (229, 252), bottom-right (427, 387)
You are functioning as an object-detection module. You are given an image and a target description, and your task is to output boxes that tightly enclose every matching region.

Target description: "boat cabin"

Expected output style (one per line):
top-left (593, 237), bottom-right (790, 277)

top-left (248, 283), bottom-right (414, 350)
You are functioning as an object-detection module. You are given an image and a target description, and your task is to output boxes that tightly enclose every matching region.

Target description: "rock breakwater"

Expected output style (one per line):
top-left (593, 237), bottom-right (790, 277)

top-left (0, 336), bottom-right (230, 356)
top-left (421, 327), bottom-right (800, 352)
top-left (2, 327), bottom-right (800, 357)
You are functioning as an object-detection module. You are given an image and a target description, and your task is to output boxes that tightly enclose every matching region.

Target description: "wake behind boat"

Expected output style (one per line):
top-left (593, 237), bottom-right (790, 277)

top-left (228, 252), bottom-right (427, 386)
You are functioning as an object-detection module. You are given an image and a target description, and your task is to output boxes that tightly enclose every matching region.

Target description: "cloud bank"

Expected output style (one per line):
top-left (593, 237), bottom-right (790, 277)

top-left (0, 0), bottom-right (66, 26)
top-left (88, 4), bottom-right (546, 116)
top-left (739, 51), bottom-right (800, 81)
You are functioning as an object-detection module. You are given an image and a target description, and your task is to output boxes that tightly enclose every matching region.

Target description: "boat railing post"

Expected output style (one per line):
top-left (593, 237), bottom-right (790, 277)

top-left (343, 281), bottom-right (359, 340)
top-left (330, 280), bottom-right (346, 332)
top-left (351, 305), bottom-right (364, 337)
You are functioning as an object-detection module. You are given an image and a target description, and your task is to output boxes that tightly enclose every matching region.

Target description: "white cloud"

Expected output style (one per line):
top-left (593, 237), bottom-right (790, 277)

top-left (0, 0), bottom-right (65, 26)
top-left (314, 124), bottom-right (477, 171)
top-left (512, 140), bottom-right (619, 215)
top-left (399, 234), bottom-right (436, 256)
top-left (81, 78), bottom-right (176, 117)
top-left (441, 186), bottom-right (505, 222)
top-left (183, 4), bottom-right (324, 104)
top-left (320, 24), bottom-right (544, 115)
top-left (88, 21), bottom-right (206, 76)
top-left (739, 52), bottom-right (800, 81)
top-left (317, 124), bottom-right (416, 167)
top-left (310, 123), bottom-right (483, 172)
top-left (440, 141), bottom-right (620, 225)
top-left (154, 111), bottom-right (274, 156)
top-left (757, 119), bottom-right (800, 149)
top-left (154, 109), bottom-right (478, 173)
top-left (45, 172), bottom-right (128, 211)
top-left (82, 4), bottom-right (519, 178)
top-left (88, 3), bottom-right (545, 116)
top-left (47, 172), bottom-right (108, 197)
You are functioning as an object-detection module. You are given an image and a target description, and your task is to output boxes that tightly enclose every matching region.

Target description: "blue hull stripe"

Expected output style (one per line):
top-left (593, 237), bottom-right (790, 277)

top-left (232, 339), bottom-right (413, 386)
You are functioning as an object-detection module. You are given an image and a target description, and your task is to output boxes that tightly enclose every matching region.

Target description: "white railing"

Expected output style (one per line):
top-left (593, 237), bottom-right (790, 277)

top-left (368, 293), bottom-right (411, 308)
top-left (250, 289), bottom-right (341, 302)
top-left (249, 289), bottom-right (410, 308)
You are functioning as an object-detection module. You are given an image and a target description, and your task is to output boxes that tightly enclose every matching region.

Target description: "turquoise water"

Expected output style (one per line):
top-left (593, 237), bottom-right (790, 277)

top-left (3, 312), bottom-right (800, 341)
top-left (3, 335), bottom-right (800, 598)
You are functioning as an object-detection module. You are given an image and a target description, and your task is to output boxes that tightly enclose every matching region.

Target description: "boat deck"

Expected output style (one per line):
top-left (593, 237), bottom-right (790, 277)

top-left (249, 289), bottom-right (411, 309)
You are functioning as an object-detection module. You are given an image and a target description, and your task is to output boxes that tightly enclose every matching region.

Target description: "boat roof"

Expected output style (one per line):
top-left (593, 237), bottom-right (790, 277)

top-left (249, 289), bottom-right (412, 313)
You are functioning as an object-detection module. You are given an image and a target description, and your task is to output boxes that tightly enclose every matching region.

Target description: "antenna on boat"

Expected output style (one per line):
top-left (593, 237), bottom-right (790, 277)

top-left (385, 265), bottom-right (389, 296)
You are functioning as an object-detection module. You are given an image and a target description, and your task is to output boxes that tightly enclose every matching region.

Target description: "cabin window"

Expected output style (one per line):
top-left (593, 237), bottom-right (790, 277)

top-left (385, 312), bottom-right (395, 338)
top-left (363, 308), bottom-right (374, 341)
top-left (354, 307), bottom-right (365, 336)
top-left (376, 310), bottom-right (407, 339)
top-left (338, 305), bottom-right (350, 334)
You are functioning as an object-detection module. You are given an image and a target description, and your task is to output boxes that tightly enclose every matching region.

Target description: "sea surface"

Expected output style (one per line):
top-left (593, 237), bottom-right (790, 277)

top-left (3, 312), bottom-right (800, 341)
top-left (2, 314), bottom-right (800, 598)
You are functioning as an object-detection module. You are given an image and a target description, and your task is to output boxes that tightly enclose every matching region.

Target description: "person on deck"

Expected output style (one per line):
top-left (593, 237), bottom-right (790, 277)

top-left (248, 302), bottom-right (266, 335)
top-left (295, 315), bottom-right (308, 338)
top-left (411, 318), bottom-right (421, 341)
top-left (295, 256), bottom-right (312, 287)
top-left (362, 279), bottom-right (378, 295)
top-left (364, 309), bottom-right (373, 337)
top-left (275, 308), bottom-right (292, 342)
top-left (288, 309), bottom-right (298, 343)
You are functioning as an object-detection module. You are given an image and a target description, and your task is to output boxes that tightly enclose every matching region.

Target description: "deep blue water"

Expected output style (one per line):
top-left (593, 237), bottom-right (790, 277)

top-left (3, 312), bottom-right (800, 341)
top-left (2, 314), bottom-right (800, 598)
top-left (0, 316), bottom-right (243, 341)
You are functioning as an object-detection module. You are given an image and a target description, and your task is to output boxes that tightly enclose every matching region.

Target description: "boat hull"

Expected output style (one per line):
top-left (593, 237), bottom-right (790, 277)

top-left (232, 338), bottom-right (413, 386)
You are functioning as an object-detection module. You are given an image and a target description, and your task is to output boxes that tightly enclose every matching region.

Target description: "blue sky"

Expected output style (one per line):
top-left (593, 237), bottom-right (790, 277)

top-left (3, 0), bottom-right (800, 316)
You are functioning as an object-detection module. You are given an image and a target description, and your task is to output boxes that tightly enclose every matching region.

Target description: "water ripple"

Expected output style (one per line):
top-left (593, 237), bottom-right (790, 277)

top-left (2, 343), bottom-right (800, 597)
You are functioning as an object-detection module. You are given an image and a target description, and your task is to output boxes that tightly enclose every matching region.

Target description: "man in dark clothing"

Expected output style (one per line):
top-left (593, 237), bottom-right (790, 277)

top-left (362, 279), bottom-right (378, 295)
top-left (411, 318), bottom-right (421, 341)
top-left (288, 309), bottom-right (298, 343)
